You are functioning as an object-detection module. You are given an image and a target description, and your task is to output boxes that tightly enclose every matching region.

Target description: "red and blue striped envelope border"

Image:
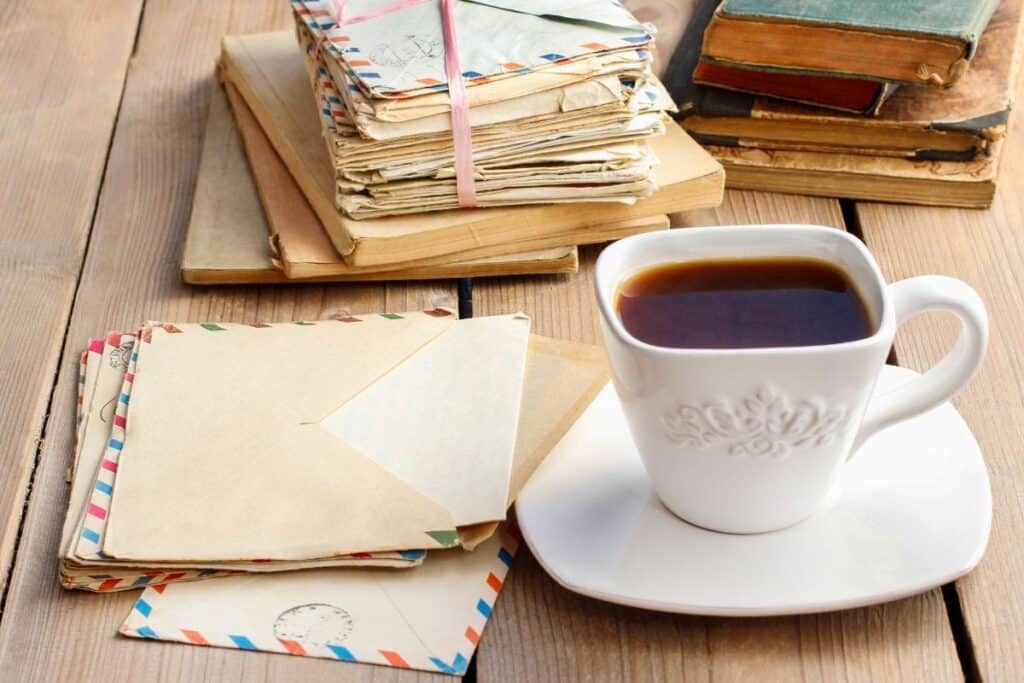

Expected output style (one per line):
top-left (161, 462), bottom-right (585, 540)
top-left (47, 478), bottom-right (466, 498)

top-left (121, 527), bottom-right (521, 676)
top-left (69, 312), bottom-right (456, 587)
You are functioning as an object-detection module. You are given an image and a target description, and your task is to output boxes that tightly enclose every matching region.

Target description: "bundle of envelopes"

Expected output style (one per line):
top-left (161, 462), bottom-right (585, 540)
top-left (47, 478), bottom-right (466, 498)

top-left (661, 0), bottom-right (1021, 207)
top-left (291, 0), bottom-right (677, 218)
top-left (201, 17), bottom-right (725, 282)
top-left (62, 311), bottom-right (609, 599)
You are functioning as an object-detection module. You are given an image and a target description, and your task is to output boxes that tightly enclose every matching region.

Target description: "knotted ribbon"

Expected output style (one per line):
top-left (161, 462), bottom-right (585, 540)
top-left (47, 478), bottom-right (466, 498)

top-left (330, 0), bottom-right (478, 208)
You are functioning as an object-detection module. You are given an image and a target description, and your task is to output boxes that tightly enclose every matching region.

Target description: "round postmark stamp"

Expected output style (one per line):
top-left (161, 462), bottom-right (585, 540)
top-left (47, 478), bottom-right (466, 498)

top-left (273, 603), bottom-right (354, 649)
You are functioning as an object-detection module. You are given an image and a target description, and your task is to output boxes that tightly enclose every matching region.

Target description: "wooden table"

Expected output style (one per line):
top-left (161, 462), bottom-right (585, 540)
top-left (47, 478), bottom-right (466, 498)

top-left (1, 1), bottom-right (1020, 681)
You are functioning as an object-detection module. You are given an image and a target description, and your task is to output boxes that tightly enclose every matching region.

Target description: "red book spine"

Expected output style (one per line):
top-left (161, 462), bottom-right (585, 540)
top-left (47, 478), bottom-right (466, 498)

top-left (694, 60), bottom-right (885, 113)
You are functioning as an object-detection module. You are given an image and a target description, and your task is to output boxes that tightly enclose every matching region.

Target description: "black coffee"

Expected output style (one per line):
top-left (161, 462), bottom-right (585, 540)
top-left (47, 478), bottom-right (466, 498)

top-left (615, 257), bottom-right (873, 349)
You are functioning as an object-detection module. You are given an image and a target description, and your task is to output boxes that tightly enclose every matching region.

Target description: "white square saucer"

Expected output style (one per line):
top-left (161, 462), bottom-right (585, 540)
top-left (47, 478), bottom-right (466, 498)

top-left (516, 366), bottom-right (991, 616)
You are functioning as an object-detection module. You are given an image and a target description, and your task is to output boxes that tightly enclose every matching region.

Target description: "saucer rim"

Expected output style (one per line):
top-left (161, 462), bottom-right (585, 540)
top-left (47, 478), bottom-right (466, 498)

top-left (520, 499), bottom-right (992, 617)
top-left (516, 366), bottom-right (994, 617)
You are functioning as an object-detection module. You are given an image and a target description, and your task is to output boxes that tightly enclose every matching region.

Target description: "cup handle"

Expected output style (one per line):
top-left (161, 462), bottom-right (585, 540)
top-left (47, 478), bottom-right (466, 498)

top-left (850, 276), bottom-right (988, 457)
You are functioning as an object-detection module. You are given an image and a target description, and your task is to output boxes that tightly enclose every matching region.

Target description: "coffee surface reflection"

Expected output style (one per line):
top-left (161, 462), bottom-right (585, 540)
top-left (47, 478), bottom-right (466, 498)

top-left (615, 257), bottom-right (873, 349)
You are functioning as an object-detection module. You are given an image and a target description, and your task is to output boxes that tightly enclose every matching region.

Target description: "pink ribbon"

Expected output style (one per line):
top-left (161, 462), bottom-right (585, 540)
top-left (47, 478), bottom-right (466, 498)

top-left (330, 0), bottom-right (478, 207)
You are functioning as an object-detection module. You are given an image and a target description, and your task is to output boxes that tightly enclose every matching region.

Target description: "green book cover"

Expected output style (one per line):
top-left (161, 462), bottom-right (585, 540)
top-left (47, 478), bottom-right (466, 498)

top-left (719, 0), bottom-right (1001, 55)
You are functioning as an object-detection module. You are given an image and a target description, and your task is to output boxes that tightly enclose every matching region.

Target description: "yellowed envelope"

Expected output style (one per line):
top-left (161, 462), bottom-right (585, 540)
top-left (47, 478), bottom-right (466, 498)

top-left (62, 325), bottom-right (607, 590)
top-left (321, 314), bottom-right (530, 526)
top-left (101, 312), bottom-right (530, 562)
top-left (121, 527), bottom-right (519, 675)
top-left (62, 332), bottom-right (423, 591)
top-left (71, 339), bottom-right (103, 482)
top-left (62, 333), bottom-right (136, 560)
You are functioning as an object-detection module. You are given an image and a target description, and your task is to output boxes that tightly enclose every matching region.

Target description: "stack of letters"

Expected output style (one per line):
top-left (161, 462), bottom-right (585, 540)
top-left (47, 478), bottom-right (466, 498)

top-left (63, 311), bottom-right (609, 673)
top-left (192, 0), bottom-right (725, 284)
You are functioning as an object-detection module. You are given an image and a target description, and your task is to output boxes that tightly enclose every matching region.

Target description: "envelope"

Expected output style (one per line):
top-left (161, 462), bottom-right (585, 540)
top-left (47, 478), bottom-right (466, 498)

top-left (120, 526), bottom-right (519, 676)
top-left (60, 326), bottom-right (441, 586)
top-left (298, 0), bottom-right (651, 98)
top-left (114, 336), bottom-right (610, 672)
top-left (61, 322), bottom-right (609, 590)
top-left (101, 311), bottom-right (531, 562)
top-left (71, 339), bottom-right (102, 483)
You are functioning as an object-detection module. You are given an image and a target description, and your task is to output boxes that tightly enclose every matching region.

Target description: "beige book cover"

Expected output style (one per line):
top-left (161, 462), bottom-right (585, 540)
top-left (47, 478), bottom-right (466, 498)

top-left (180, 83), bottom-right (586, 284)
top-left (219, 31), bottom-right (723, 267)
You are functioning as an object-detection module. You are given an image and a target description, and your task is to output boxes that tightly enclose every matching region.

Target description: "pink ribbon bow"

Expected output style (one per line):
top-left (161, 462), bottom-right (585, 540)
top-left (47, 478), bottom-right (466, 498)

top-left (330, 0), bottom-right (478, 208)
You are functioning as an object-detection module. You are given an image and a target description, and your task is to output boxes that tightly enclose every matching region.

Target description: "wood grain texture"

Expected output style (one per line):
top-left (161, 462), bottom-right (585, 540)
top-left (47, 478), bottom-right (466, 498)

top-left (473, 191), bottom-right (966, 682)
top-left (0, 1), bottom-right (452, 681)
top-left (857, 101), bottom-right (1024, 682)
top-left (0, 0), bottom-right (141, 588)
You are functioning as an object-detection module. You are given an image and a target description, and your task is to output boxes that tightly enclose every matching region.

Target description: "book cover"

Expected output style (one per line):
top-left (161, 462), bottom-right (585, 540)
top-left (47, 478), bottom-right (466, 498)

top-left (679, 0), bottom-right (1022, 161)
top-left (704, 0), bottom-right (1001, 86)
top-left (692, 60), bottom-right (897, 115)
top-left (720, 0), bottom-right (999, 55)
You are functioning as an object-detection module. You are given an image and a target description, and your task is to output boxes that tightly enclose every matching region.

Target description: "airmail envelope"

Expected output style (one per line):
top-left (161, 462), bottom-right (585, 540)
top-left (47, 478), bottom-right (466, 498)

top-left (102, 310), bottom-right (531, 563)
top-left (65, 333), bottom-right (421, 579)
top-left (121, 526), bottom-right (519, 676)
top-left (301, 0), bottom-right (651, 98)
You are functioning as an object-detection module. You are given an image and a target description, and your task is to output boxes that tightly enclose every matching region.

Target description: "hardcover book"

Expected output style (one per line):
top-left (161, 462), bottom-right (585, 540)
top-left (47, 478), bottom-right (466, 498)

top-left (702, 0), bottom-right (1001, 87)
top-left (679, 0), bottom-right (1023, 161)
top-left (692, 60), bottom-right (898, 115)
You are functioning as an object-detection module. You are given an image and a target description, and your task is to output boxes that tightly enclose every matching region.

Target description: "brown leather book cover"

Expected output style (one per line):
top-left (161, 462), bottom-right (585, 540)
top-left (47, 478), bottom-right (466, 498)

top-left (692, 60), bottom-right (893, 115)
top-left (681, 0), bottom-right (1022, 161)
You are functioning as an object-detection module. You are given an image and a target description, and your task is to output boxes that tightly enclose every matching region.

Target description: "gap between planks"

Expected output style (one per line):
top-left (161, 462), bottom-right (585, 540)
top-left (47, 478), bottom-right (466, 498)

top-left (0, 3), bottom-right (147, 619)
top-left (843, 197), bottom-right (981, 683)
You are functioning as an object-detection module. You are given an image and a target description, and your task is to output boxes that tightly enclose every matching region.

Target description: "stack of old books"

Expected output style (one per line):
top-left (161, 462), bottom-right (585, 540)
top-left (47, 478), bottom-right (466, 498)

top-left (666, 0), bottom-right (1021, 208)
top-left (182, 0), bottom-right (725, 285)
top-left (65, 314), bottom-right (609, 673)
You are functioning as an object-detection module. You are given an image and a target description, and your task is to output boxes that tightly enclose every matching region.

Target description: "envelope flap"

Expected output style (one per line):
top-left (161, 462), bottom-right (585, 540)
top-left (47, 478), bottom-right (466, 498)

top-left (321, 314), bottom-right (531, 527)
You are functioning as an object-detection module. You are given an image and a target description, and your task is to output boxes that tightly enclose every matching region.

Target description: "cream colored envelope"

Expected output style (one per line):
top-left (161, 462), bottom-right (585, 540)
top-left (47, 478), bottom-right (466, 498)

top-left (121, 527), bottom-right (519, 675)
top-left (102, 312), bottom-right (530, 562)
top-left (63, 334), bottom-right (422, 587)
top-left (321, 315), bottom-right (529, 526)
top-left (62, 333), bottom-right (135, 559)
top-left (71, 339), bottom-right (102, 482)
top-left (298, 0), bottom-right (649, 98)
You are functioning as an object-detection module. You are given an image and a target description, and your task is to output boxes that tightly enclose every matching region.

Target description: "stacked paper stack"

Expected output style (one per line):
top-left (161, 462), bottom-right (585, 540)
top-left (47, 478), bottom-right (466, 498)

top-left (292, 0), bottom-right (677, 218)
top-left (62, 312), bottom-right (608, 590)
top-left (196, 0), bottom-right (725, 283)
top-left (63, 311), bottom-right (610, 671)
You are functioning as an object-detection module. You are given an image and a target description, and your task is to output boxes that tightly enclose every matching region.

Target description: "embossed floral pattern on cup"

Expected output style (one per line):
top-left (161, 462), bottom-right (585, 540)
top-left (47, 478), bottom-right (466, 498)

top-left (662, 387), bottom-right (849, 459)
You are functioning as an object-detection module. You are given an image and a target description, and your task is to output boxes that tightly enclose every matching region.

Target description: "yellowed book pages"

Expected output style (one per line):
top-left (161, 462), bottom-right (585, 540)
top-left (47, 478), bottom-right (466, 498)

top-left (220, 32), bottom-right (723, 268)
top-left (710, 143), bottom-right (1001, 209)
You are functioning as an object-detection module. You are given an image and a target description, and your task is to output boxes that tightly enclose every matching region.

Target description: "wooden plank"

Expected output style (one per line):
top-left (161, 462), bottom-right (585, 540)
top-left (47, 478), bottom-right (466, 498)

top-left (0, 1), bottom-right (452, 681)
top-left (474, 192), bottom-right (965, 682)
top-left (857, 101), bottom-right (1024, 681)
top-left (0, 0), bottom-right (141, 587)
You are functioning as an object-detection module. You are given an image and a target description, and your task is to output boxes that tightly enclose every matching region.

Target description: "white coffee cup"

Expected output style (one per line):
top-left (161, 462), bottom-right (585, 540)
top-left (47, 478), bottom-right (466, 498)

top-left (595, 225), bottom-right (988, 534)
